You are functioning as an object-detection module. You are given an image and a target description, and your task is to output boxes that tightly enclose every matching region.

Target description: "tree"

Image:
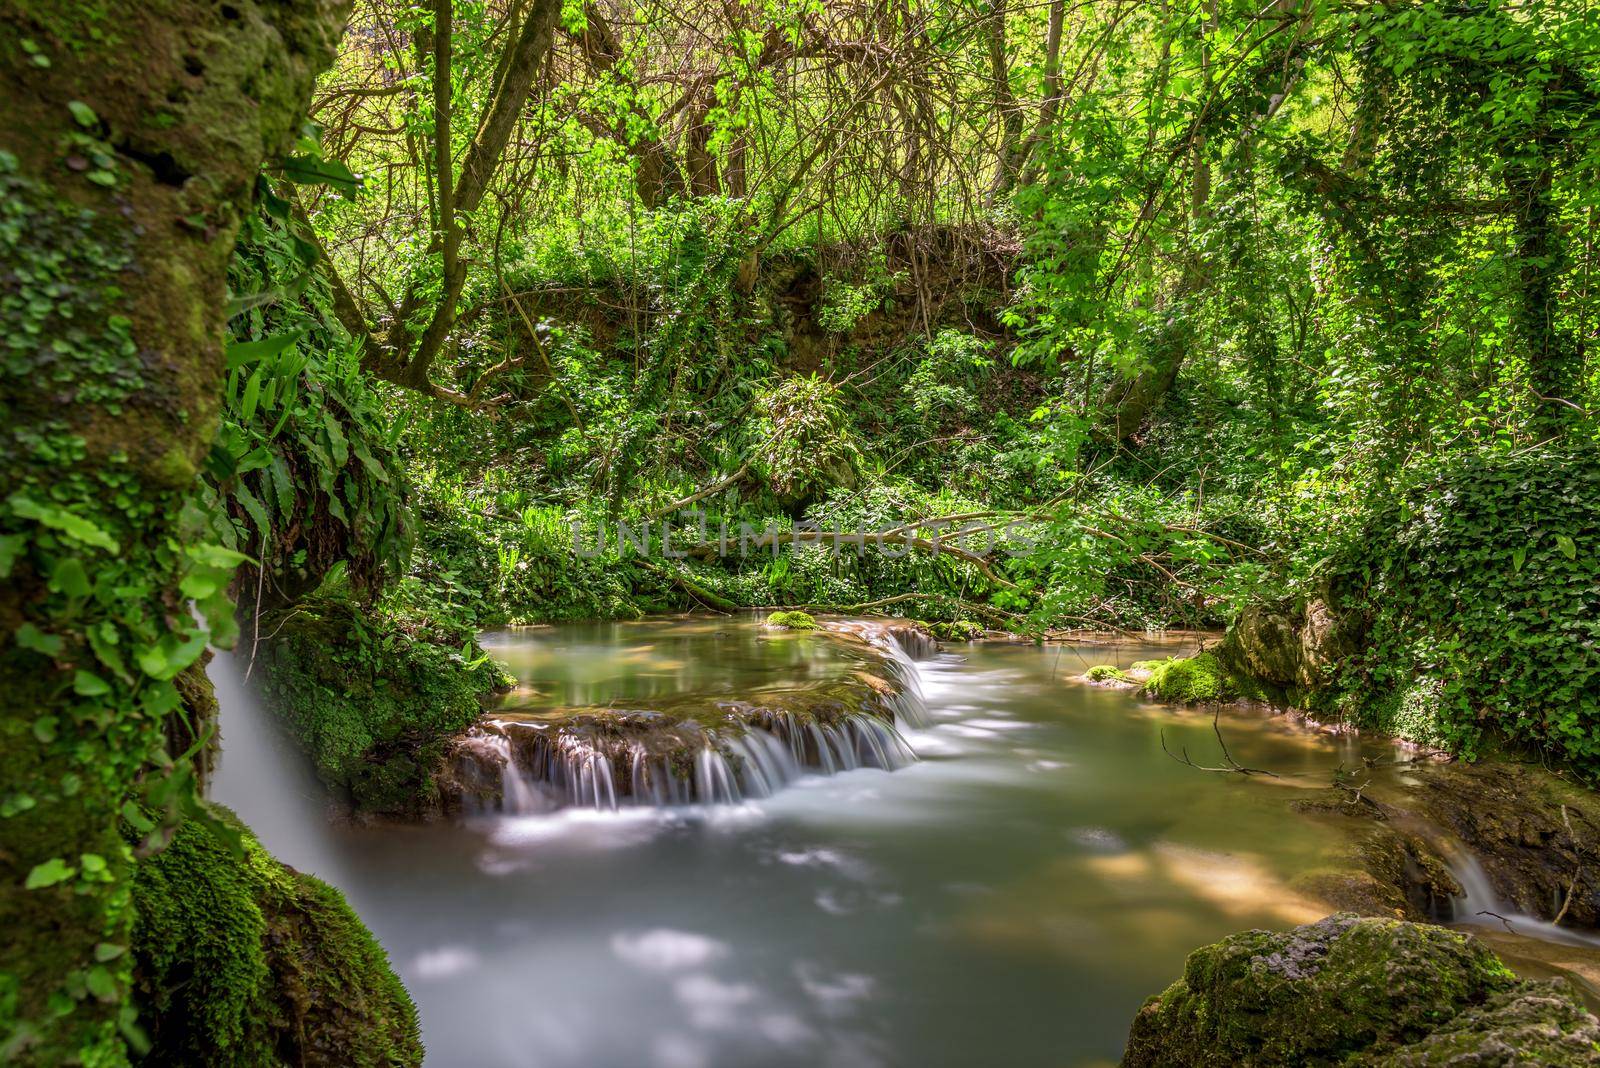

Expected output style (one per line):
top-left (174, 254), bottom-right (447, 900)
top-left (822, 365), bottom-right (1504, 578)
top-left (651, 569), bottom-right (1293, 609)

top-left (0, 1), bottom-right (348, 1060)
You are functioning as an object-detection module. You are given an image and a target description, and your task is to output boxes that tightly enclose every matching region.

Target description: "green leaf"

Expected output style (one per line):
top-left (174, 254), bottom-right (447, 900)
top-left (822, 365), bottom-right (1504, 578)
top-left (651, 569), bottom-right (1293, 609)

top-left (1554, 533), bottom-right (1577, 561)
top-left (0, 533), bottom-right (23, 577)
top-left (8, 495), bottom-right (119, 552)
top-left (1511, 546), bottom-right (1527, 572)
top-left (51, 558), bottom-right (90, 598)
top-left (120, 801), bottom-right (154, 833)
top-left (16, 623), bottom-right (64, 657)
top-left (281, 154), bottom-right (362, 199)
top-left (226, 328), bottom-right (306, 370)
top-left (32, 716), bottom-right (57, 744)
top-left (67, 100), bottom-right (98, 127)
top-left (24, 857), bottom-right (76, 889)
top-left (85, 965), bottom-right (116, 1000)
top-left (94, 943), bottom-right (125, 962)
top-left (187, 544), bottom-right (254, 569)
top-left (72, 670), bottom-right (111, 697)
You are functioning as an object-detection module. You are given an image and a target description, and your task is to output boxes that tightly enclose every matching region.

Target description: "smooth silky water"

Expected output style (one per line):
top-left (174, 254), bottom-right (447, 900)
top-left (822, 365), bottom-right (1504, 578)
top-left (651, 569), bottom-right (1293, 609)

top-left (217, 618), bottom-right (1461, 1067)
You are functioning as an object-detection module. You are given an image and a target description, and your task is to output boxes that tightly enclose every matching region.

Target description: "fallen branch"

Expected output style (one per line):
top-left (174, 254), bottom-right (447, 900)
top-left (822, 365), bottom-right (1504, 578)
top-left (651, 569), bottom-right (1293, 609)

top-left (1161, 709), bottom-right (1279, 777)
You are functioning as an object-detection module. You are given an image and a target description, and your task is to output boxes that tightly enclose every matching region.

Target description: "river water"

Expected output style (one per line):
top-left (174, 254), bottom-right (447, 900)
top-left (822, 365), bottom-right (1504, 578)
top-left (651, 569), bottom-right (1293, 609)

top-left (214, 617), bottom-right (1523, 1067)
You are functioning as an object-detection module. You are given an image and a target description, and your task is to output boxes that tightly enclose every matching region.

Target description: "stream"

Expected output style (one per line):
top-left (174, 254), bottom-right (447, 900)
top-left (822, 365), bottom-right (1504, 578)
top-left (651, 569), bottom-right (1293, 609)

top-left (211, 616), bottom-right (1594, 1067)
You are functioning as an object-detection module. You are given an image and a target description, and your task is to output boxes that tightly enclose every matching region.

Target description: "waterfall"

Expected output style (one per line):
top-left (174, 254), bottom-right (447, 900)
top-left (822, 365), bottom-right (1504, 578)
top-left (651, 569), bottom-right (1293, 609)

top-left (206, 649), bottom-right (350, 887)
top-left (456, 617), bottom-right (936, 814)
top-left (465, 709), bottom-right (919, 815)
top-left (1443, 847), bottom-right (1600, 949)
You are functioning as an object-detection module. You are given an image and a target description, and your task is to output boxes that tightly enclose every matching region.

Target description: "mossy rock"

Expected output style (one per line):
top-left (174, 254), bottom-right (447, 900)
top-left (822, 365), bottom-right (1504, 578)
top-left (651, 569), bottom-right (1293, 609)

top-left (926, 619), bottom-right (984, 642)
top-left (132, 807), bottom-right (420, 1067)
top-left (1140, 653), bottom-right (1239, 703)
top-left (1085, 664), bottom-right (1135, 684)
top-left (1372, 980), bottom-right (1600, 1066)
top-left (258, 594), bottom-right (510, 815)
top-left (1120, 913), bottom-right (1600, 1067)
top-left (766, 610), bottom-right (819, 630)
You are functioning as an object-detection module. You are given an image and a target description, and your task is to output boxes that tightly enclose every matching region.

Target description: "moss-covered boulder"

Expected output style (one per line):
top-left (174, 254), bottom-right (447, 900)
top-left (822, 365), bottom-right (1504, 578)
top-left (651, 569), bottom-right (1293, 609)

top-left (1085, 664), bottom-right (1136, 685)
top-left (925, 619), bottom-right (984, 642)
top-left (766, 610), bottom-right (819, 630)
top-left (1138, 652), bottom-right (1247, 704)
top-left (1374, 980), bottom-right (1600, 1066)
top-left (132, 807), bottom-right (420, 1067)
top-left (1121, 914), bottom-right (1599, 1067)
top-left (258, 593), bottom-right (510, 816)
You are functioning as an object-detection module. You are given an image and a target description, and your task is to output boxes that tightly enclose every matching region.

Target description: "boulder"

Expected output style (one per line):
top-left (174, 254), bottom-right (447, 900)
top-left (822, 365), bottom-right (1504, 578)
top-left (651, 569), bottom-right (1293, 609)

top-left (1121, 914), bottom-right (1599, 1066)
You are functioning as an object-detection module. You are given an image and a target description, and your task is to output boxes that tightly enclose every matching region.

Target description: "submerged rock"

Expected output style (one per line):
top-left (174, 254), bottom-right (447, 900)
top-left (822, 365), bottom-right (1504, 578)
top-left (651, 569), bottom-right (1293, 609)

top-left (1121, 914), bottom-right (1599, 1067)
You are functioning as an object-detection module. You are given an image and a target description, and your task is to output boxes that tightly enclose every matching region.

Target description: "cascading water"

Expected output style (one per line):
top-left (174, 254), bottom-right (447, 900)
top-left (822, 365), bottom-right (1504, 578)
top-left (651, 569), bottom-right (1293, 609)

top-left (206, 648), bottom-right (349, 886)
top-left (457, 618), bottom-right (934, 814)
top-left (1443, 847), bottom-right (1600, 949)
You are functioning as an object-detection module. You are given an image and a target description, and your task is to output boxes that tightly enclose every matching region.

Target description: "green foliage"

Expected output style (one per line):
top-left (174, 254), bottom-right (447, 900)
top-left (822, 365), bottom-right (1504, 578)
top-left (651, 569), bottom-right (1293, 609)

top-left (257, 579), bottom-right (510, 814)
top-left (750, 375), bottom-right (861, 502)
top-left (203, 184), bottom-right (411, 607)
top-left (131, 808), bottom-right (420, 1067)
top-left (1329, 444), bottom-right (1600, 773)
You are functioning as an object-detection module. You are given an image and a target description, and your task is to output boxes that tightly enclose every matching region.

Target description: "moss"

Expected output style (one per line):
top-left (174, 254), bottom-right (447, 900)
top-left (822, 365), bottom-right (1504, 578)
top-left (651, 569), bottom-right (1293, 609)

top-left (1085, 664), bottom-right (1135, 683)
top-left (132, 806), bottom-right (421, 1067)
top-left (926, 619), bottom-right (984, 641)
top-left (1374, 980), bottom-right (1600, 1066)
top-left (766, 610), bottom-right (819, 630)
top-left (1140, 653), bottom-right (1234, 703)
top-left (259, 594), bottom-right (510, 815)
top-left (1122, 914), bottom-right (1526, 1067)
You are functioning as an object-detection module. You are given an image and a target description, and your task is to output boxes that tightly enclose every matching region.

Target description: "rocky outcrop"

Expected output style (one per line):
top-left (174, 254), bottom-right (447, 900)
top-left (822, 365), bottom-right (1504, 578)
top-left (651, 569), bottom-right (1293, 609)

top-left (1122, 914), bottom-right (1600, 1067)
top-left (1215, 596), bottom-right (1365, 707)
top-left (1376, 763), bottom-right (1600, 929)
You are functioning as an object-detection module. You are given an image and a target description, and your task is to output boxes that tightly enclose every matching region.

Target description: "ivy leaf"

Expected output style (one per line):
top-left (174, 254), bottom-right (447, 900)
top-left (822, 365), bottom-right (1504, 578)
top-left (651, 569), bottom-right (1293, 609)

top-left (85, 965), bottom-right (116, 1000)
top-left (24, 857), bottom-right (76, 889)
top-left (51, 558), bottom-right (91, 598)
top-left (1554, 533), bottom-right (1576, 561)
top-left (1511, 546), bottom-right (1527, 572)
top-left (67, 100), bottom-right (98, 127)
top-left (0, 533), bottom-right (22, 578)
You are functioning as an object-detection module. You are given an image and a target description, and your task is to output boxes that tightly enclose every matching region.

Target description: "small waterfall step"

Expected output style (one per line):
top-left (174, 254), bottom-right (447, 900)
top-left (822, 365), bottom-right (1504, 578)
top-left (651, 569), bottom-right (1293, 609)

top-left (447, 618), bottom-right (936, 813)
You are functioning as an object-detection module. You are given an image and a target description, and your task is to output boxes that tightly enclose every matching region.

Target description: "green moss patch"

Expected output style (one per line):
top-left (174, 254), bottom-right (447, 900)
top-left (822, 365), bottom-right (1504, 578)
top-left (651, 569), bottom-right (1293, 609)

top-left (1084, 664), bottom-right (1135, 683)
top-left (131, 807), bottom-right (420, 1067)
top-left (1139, 653), bottom-right (1233, 703)
top-left (765, 610), bottom-right (818, 630)
top-left (258, 593), bottom-right (510, 815)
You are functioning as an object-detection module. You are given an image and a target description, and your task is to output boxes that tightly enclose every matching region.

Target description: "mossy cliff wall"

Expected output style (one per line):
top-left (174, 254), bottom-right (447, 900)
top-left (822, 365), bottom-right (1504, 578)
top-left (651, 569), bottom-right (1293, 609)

top-left (0, 2), bottom-right (349, 1061)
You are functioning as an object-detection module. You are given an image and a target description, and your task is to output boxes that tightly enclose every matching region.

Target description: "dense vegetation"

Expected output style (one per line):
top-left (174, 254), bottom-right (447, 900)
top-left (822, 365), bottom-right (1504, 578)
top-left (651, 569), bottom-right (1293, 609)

top-left (2, 0), bottom-right (1598, 1063)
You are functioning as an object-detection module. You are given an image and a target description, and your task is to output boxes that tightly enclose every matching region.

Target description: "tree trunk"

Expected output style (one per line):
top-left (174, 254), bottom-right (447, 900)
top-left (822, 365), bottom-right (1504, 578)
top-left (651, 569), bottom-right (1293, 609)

top-left (0, 2), bottom-right (347, 1061)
